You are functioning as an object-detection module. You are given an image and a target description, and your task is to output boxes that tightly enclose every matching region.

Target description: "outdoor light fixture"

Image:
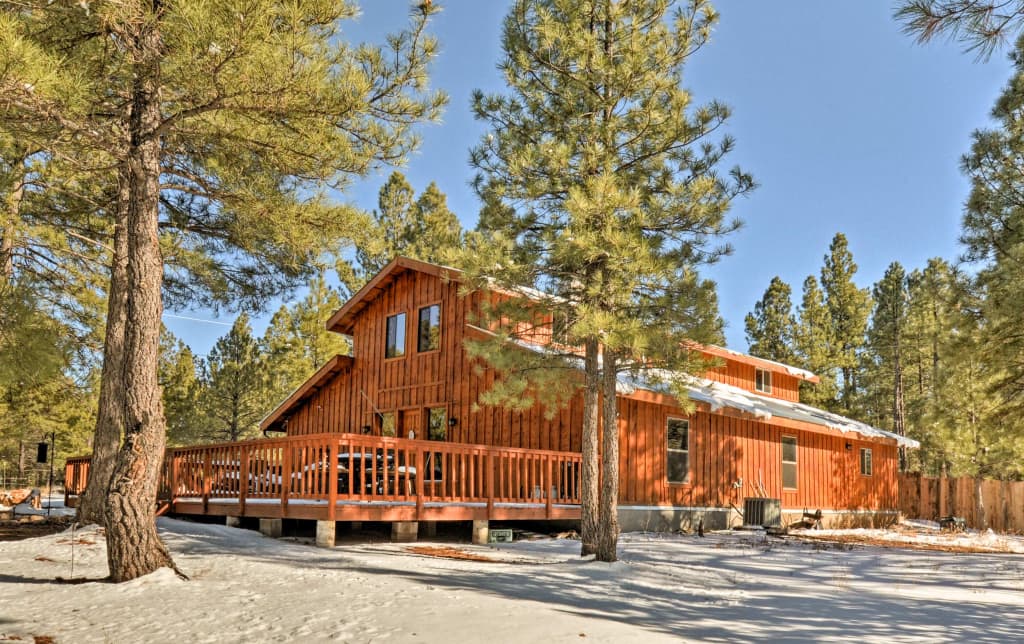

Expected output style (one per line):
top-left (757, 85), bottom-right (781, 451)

top-left (845, 442), bottom-right (852, 450)
top-left (361, 425), bottom-right (372, 434)
top-left (448, 417), bottom-right (458, 427)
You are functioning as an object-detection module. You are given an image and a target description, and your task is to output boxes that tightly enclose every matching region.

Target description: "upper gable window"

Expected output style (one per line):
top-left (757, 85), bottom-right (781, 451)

top-left (755, 368), bottom-right (772, 394)
top-left (385, 313), bottom-right (406, 359)
top-left (418, 304), bottom-right (441, 352)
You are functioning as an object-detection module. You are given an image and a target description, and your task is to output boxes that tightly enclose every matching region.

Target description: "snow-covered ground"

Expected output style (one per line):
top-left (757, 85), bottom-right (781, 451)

top-left (1, 517), bottom-right (1022, 643)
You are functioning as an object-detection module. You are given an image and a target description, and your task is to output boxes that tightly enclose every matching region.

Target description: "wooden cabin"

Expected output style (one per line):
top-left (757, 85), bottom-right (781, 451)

top-left (65, 257), bottom-right (916, 542)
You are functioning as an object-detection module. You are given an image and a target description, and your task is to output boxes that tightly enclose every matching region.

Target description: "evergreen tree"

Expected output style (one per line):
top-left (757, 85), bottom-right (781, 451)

top-left (902, 258), bottom-right (959, 472)
top-left (958, 39), bottom-right (1024, 427)
top-left (355, 172), bottom-right (418, 279)
top-left (820, 233), bottom-right (872, 415)
top-left (864, 262), bottom-right (910, 468)
top-left (895, 1), bottom-right (1024, 58)
top-left (0, 0), bottom-right (443, 580)
top-left (160, 329), bottom-right (201, 446)
top-left (263, 270), bottom-right (350, 404)
top-left (405, 182), bottom-right (462, 263)
top-left (794, 275), bottom-right (839, 409)
top-left (353, 172), bottom-right (464, 282)
top-left (198, 315), bottom-right (266, 443)
top-left (744, 277), bottom-right (797, 364)
top-left (463, 0), bottom-right (752, 561)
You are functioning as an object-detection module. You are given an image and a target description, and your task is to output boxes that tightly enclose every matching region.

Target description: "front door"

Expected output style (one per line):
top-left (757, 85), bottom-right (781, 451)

top-left (399, 409), bottom-right (422, 440)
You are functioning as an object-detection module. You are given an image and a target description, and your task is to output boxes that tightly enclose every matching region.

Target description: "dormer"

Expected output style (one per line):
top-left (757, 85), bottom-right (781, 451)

top-left (695, 344), bottom-right (819, 402)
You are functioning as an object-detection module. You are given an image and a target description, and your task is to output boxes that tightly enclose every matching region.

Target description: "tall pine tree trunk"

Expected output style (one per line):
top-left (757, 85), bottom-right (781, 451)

top-left (1, 150), bottom-right (26, 281)
top-left (77, 197), bottom-right (129, 526)
top-left (104, 21), bottom-right (176, 581)
top-left (579, 338), bottom-right (600, 557)
top-left (596, 348), bottom-right (619, 562)
top-left (893, 330), bottom-right (907, 471)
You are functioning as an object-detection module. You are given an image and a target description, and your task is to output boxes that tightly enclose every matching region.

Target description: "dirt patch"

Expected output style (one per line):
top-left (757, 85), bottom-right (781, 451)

top-left (406, 545), bottom-right (500, 563)
top-left (0, 518), bottom-right (74, 543)
top-left (791, 532), bottom-right (1015, 554)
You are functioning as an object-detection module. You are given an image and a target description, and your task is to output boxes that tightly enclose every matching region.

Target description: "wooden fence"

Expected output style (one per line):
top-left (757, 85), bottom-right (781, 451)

top-left (898, 472), bottom-right (1024, 533)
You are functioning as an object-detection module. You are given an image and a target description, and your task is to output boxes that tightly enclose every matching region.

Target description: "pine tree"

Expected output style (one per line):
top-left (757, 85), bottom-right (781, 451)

top-left (958, 39), bottom-right (1024, 428)
top-left (744, 277), bottom-right (797, 364)
top-left (353, 172), bottom-right (464, 282)
top-left (895, 1), bottom-right (1024, 59)
top-left (198, 315), bottom-right (267, 443)
top-left (864, 262), bottom-right (910, 468)
top-left (405, 182), bottom-right (462, 263)
top-left (794, 275), bottom-right (839, 409)
top-left (820, 233), bottom-right (872, 415)
top-left (263, 270), bottom-right (350, 404)
top-left (903, 258), bottom-right (959, 472)
top-left (0, 0), bottom-right (443, 580)
top-left (160, 329), bottom-right (201, 446)
top-left (463, 0), bottom-right (752, 561)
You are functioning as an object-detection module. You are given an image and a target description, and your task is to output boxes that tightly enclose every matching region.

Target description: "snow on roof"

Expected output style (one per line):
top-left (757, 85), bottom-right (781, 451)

top-left (696, 343), bottom-right (819, 382)
top-left (617, 369), bottom-right (920, 449)
top-left (483, 326), bottom-right (918, 448)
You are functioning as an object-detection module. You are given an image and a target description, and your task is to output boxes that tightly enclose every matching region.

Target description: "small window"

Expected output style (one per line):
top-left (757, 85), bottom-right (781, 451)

top-left (860, 448), bottom-right (873, 476)
top-left (755, 368), bottom-right (772, 394)
top-left (417, 304), bottom-right (441, 352)
top-left (379, 412), bottom-right (396, 437)
top-left (426, 407), bottom-right (447, 441)
top-left (385, 313), bottom-right (406, 358)
top-left (782, 435), bottom-right (797, 489)
top-left (666, 418), bottom-right (690, 484)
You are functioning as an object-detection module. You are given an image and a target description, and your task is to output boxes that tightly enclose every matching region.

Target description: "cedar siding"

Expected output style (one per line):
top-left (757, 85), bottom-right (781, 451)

top-left (265, 258), bottom-right (902, 515)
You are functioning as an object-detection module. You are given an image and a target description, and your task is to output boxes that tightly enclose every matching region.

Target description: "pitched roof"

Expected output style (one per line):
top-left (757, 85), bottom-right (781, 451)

top-left (618, 370), bottom-right (918, 448)
top-left (325, 257), bottom-right (462, 335)
top-left (693, 343), bottom-right (820, 384)
top-left (259, 354), bottom-right (352, 432)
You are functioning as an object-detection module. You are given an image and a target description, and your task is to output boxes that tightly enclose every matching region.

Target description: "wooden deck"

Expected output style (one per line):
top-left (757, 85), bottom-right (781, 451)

top-left (64, 433), bottom-right (583, 523)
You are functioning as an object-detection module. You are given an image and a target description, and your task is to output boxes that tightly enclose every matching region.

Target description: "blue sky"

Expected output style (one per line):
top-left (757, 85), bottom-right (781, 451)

top-left (164, 1), bottom-right (1014, 356)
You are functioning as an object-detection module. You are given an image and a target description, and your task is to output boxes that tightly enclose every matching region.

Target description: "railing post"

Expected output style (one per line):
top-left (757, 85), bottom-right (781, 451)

top-left (327, 438), bottom-right (338, 522)
top-left (545, 456), bottom-right (553, 519)
top-left (239, 445), bottom-right (249, 517)
top-left (415, 446), bottom-right (425, 519)
top-left (486, 452), bottom-right (495, 519)
top-left (202, 452), bottom-right (211, 514)
top-left (280, 442), bottom-right (291, 515)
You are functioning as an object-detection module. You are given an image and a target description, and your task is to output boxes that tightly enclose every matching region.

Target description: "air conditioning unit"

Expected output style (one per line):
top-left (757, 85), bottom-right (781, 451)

top-left (743, 497), bottom-right (782, 528)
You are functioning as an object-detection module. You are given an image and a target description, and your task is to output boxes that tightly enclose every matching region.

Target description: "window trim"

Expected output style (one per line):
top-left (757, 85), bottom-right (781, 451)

top-left (781, 434), bottom-right (797, 490)
top-left (417, 302), bottom-right (442, 354)
top-left (666, 417), bottom-right (691, 485)
top-left (384, 311), bottom-right (407, 360)
top-left (755, 368), bottom-right (772, 394)
top-left (860, 447), bottom-right (873, 476)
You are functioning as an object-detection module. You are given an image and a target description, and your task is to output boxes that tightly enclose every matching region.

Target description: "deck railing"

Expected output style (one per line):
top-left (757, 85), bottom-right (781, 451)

top-left (65, 433), bottom-right (582, 519)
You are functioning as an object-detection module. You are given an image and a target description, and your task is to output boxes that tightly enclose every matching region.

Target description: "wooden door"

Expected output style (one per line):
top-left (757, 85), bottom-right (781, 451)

top-left (399, 409), bottom-right (423, 440)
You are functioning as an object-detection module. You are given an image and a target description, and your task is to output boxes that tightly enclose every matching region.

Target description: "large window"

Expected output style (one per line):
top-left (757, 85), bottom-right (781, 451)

top-left (666, 418), bottom-right (690, 484)
top-left (427, 407), bottom-right (447, 441)
top-left (860, 448), bottom-right (873, 476)
top-left (385, 312), bottom-right (406, 358)
top-left (418, 304), bottom-right (441, 352)
top-left (782, 435), bottom-right (797, 489)
top-left (755, 368), bottom-right (772, 394)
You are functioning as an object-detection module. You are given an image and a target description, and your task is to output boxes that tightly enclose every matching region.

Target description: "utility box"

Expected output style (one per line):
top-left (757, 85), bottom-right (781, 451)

top-left (743, 497), bottom-right (782, 528)
top-left (488, 528), bottom-right (514, 543)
